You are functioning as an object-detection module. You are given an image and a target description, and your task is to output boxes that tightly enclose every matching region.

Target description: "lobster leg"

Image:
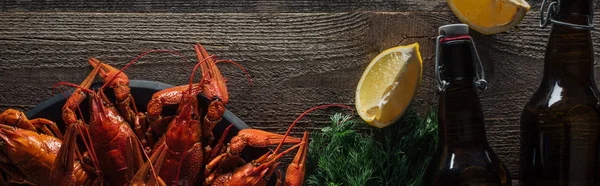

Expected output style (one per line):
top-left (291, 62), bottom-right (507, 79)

top-left (203, 124), bottom-right (235, 178)
top-left (275, 170), bottom-right (283, 186)
top-left (130, 144), bottom-right (167, 186)
top-left (0, 163), bottom-right (30, 185)
top-left (0, 109), bottom-right (62, 139)
top-left (50, 123), bottom-right (84, 186)
top-left (134, 113), bottom-right (152, 152)
top-left (126, 135), bottom-right (145, 182)
top-left (285, 131), bottom-right (309, 186)
top-left (0, 170), bottom-right (7, 186)
top-left (29, 118), bottom-right (63, 139)
top-left (62, 61), bottom-right (102, 126)
top-left (208, 124), bottom-right (234, 160)
top-left (202, 99), bottom-right (225, 146)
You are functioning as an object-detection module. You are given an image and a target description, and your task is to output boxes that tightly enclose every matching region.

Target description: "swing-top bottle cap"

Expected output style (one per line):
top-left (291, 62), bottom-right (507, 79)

top-left (438, 24), bottom-right (469, 37)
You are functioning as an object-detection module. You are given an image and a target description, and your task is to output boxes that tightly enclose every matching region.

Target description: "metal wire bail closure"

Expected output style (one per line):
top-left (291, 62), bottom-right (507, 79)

top-left (469, 37), bottom-right (488, 91)
top-left (540, 0), bottom-right (595, 30)
top-left (435, 27), bottom-right (487, 92)
top-left (435, 35), bottom-right (450, 92)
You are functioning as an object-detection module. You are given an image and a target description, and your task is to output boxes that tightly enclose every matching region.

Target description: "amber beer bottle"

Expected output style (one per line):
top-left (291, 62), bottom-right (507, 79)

top-left (423, 24), bottom-right (511, 186)
top-left (519, 0), bottom-right (600, 185)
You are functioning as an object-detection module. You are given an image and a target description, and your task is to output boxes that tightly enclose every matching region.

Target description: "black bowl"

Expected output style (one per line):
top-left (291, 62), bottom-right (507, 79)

top-left (25, 80), bottom-right (278, 185)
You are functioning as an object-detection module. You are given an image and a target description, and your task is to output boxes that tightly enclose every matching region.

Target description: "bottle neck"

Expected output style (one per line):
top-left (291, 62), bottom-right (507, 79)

top-left (543, 0), bottom-right (595, 83)
top-left (438, 83), bottom-right (488, 145)
top-left (437, 39), bottom-right (488, 145)
top-left (555, 0), bottom-right (592, 18)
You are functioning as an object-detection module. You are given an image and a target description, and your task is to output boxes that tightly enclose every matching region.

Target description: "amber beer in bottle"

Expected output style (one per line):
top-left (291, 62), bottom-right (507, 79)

top-left (423, 24), bottom-right (511, 186)
top-left (519, 0), bottom-right (600, 185)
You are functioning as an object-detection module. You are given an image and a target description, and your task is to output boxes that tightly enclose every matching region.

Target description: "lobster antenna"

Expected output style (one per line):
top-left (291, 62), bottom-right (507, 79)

top-left (272, 104), bottom-right (353, 155)
top-left (215, 59), bottom-right (253, 86)
top-left (175, 143), bottom-right (192, 184)
top-left (53, 84), bottom-right (72, 100)
top-left (53, 82), bottom-right (96, 95)
top-left (100, 49), bottom-right (192, 90)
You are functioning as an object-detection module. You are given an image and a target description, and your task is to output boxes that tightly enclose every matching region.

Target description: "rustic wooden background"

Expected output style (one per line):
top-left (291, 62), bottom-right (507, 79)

top-left (2, 0), bottom-right (600, 183)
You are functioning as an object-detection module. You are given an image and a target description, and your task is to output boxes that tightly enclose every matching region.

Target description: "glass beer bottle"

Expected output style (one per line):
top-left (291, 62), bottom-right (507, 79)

top-left (519, 0), bottom-right (600, 185)
top-left (423, 24), bottom-right (511, 186)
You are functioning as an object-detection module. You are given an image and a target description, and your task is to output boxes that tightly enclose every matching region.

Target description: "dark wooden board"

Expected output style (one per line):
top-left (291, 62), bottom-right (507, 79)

top-left (2, 6), bottom-right (600, 181)
top-left (0, 0), bottom-right (444, 13)
top-left (2, 0), bottom-right (599, 13)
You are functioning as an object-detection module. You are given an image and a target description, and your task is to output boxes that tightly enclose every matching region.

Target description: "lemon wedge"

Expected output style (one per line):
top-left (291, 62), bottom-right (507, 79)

top-left (355, 43), bottom-right (423, 128)
top-left (447, 0), bottom-right (530, 35)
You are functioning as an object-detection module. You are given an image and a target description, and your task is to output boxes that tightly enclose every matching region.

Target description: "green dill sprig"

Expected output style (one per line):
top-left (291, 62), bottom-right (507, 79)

top-left (305, 108), bottom-right (438, 186)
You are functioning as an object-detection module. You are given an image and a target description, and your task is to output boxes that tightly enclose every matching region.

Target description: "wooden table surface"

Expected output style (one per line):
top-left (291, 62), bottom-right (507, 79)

top-left (2, 0), bottom-right (600, 183)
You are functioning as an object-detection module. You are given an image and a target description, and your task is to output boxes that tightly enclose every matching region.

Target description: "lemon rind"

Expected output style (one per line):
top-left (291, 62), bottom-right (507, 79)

top-left (447, 0), bottom-right (531, 35)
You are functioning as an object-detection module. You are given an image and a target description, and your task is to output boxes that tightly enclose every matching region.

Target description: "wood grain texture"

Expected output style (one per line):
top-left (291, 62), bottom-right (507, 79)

top-left (2, 7), bottom-right (600, 180)
top-left (1, 0), bottom-right (599, 13)
top-left (0, 0), bottom-right (450, 13)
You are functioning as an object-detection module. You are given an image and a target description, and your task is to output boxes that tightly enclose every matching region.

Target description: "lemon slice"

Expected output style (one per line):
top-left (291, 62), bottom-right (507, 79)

top-left (447, 0), bottom-right (530, 35)
top-left (355, 43), bottom-right (423, 128)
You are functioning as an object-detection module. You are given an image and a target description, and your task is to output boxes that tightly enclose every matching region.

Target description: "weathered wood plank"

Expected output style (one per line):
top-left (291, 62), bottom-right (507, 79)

top-left (0, 0), bottom-right (450, 13)
top-left (1, 10), bottom-right (600, 179)
top-left (1, 0), bottom-right (599, 13)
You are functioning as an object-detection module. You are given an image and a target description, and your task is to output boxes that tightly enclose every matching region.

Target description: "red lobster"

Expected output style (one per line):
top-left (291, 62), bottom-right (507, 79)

top-left (206, 104), bottom-right (352, 186)
top-left (58, 58), bottom-right (147, 185)
top-left (131, 44), bottom-right (300, 185)
top-left (0, 123), bottom-right (95, 185)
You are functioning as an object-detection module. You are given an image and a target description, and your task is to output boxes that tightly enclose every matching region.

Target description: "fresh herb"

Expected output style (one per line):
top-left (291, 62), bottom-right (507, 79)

top-left (305, 108), bottom-right (438, 186)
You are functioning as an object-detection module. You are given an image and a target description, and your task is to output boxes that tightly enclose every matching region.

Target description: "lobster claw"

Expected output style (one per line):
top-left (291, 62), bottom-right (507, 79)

top-left (211, 142), bottom-right (303, 186)
top-left (146, 84), bottom-right (200, 132)
top-left (229, 129), bottom-right (302, 154)
top-left (194, 44), bottom-right (229, 105)
top-left (247, 142), bottom-right (305, 186)
top-left (285, 131), bottom-right (309, 186)
top-left (62, 62), bottom-right (101, 126)
top-left (88, 58), bottom-right (130, 102)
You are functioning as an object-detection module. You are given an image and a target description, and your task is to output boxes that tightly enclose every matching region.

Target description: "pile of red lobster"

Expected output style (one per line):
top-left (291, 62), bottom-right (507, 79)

top-left (0, 44), bottom-right (347, 186)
